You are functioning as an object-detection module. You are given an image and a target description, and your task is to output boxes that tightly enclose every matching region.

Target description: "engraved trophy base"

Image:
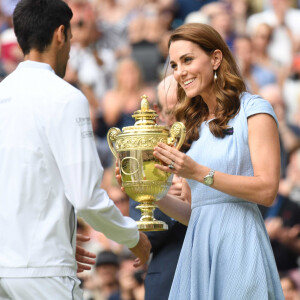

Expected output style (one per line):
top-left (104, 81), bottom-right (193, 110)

top-left (136, 202), bottom-right (168, 231)
top-left (136, 220), bottom-right (168, 231)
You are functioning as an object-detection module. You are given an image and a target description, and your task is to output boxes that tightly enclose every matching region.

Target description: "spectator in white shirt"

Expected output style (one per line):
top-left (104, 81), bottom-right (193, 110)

top-left (247, 0), bottom-right (300, 67)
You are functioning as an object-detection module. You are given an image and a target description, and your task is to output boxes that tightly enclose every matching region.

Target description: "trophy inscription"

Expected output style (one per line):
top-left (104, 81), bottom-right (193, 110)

top-left (107, 95), bottom-right (186, 231)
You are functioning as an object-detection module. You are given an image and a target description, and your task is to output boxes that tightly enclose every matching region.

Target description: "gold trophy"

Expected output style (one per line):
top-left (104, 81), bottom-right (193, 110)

top-left (107, 95), bottom-right (186, 231)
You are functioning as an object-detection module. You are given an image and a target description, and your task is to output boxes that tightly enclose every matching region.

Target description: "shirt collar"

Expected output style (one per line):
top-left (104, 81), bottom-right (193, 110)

top-left (17, 60), bottom-right (55, 74)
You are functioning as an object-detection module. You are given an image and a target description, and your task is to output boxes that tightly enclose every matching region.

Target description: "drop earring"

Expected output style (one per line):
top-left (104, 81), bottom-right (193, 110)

top-left (214, 70), bottom-right (217, 81)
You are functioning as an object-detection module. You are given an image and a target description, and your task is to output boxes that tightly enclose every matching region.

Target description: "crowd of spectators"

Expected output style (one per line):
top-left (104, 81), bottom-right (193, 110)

top-left (2, 0), bottom-right (300, 299)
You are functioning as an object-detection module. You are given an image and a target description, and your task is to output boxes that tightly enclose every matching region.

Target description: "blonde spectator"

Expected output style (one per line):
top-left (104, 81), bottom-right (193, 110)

top-left (102, 57), bottom-right (155, 129)
top-left (233, 35), bottom-right (277, 93)
top-left (251, 22), bottom-right (287, 86)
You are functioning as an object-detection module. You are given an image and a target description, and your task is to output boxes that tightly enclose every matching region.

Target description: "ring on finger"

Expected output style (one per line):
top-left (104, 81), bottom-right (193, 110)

top-left (168, 161), bottom-right (175, 170)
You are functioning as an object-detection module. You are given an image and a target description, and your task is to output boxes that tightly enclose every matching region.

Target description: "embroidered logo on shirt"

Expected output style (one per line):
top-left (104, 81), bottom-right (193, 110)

top-left (76, 117), bottom-right (91, 126)
top-left (81, 131), bottom-right (93, 139)
top-left (0, 98), bottom-right (11, 104)
top-left (76, 117), bottom-right (93, 139)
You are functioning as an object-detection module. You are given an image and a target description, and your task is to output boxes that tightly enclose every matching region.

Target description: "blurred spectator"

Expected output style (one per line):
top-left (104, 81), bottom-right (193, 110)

top-left (65, 0), bottom-right (117, 112)
top-left (91, 0), bottom-right (134, 59)
top-left (184, 10), bottom-right (209, 25)
top-left (260, 84), bottom-right (300, 177)
top-left (126, 1), bottom-right (177, 84)
top-left (82, 249), bottom-right (146, 300)
top-left (154, 74), bottom-right (178, 127)
top-left (78, 250), bottom-right (125, 300)
top-left (280, 273), bottom-right (300, 300)
top-left (86, 250), bottom-right (121, 300)
top-left (157, 30), bottom-right (174, 78)
top-left (200, 2), bottom-right (236, 50)
top-left (259, 188), bottom-right (300, 273)
top-left (100, 57), bottom-right (155, 136)
top-left (0, 0), bottom-right (19, 18)
top-left (283, 54), bottom-right (300, 126)
top-left (250, 22), bottom-right (286, 86)
top-left (157, 3), bottom-right (177, 32)
top-left (247, 0), bottom-right (300, 67)
top-left (224, 0), bottom-right (251, 35)
top-left (173, 0), bottom-right (216, 24)
top-left (96, 251), bottom-right (120, 295)
top-left (284, 149), bottom-right (300, 204)
top-left (0, 26), bottom-right (23, 75)
top-left (109, 252), bottom-right (146, 300)
top-left (233, 35), bottom-right (277, 93)
top-left (110, 254), bottom-right (146, 300)
top-left (128, 11), bottom-right (165, 84)
top-left (259, 149), bottom-right (300, 287)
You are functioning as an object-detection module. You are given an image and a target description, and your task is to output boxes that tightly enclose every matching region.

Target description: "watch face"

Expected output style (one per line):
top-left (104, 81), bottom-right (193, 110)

top-left (204, 176), bottom-right (213, 185)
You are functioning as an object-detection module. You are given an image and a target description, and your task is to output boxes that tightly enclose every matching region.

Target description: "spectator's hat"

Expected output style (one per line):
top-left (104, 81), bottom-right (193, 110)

top-left (96, 251), bottom-right (120, 267)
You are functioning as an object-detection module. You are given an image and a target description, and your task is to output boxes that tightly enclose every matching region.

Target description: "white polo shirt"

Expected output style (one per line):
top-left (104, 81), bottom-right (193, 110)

top-left (0, 61), bottom-right (139, 278)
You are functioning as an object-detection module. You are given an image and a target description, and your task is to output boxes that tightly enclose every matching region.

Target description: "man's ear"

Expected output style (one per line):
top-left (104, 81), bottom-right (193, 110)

top-left (212, 49), bottom-right (222, 70)
top-left (56, 25), bottom-right (66, 46)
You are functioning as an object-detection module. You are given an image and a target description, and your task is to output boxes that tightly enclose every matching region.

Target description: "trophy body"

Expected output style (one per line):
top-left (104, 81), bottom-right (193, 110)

top-left (107, 96), bottom-right (186, 231)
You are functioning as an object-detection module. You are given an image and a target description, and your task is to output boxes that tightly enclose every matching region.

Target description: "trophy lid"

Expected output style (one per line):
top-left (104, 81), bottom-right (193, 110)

top-left (132, 95), bottom-right (158, 126)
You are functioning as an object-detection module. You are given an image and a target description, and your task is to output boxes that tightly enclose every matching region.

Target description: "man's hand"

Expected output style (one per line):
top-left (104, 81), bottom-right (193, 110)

top-left (76, 234), bottom-right (96, 273)
top-left (115, 160), bottom-right (125, 192)
top-left (129, 231), bottom-right (151, 268)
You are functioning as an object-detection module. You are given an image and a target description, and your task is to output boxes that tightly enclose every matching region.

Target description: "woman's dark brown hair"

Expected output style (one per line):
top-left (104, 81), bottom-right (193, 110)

top-left (168, 23), bottom-right (246, 151)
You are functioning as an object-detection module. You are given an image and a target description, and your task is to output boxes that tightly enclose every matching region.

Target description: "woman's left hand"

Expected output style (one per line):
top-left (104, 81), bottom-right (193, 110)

top-left (153, 142), bottom-right (198, 180)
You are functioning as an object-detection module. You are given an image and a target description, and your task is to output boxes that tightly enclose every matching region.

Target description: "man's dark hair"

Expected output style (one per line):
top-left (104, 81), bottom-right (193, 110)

top-left (13, 0), bottom-right (73, 55)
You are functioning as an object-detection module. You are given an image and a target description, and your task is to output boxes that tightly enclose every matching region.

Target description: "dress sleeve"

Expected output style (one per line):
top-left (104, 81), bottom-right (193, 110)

top-left (46, 90), bottom-right (139, 249)
top-left (242, 92), bottom-right (278, 126)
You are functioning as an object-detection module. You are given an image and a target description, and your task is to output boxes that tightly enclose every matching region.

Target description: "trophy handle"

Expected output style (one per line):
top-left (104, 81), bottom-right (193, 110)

top-left (107, 127), bottom-right (122, 159)
top-left (167, 122), bottom-right (186, 150)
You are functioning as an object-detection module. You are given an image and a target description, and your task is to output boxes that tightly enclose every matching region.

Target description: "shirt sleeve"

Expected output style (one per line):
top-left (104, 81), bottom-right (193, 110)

top-left (242, 93), bottom-right (279, 126)
top-left (46, 90), bottom-right (139, 248)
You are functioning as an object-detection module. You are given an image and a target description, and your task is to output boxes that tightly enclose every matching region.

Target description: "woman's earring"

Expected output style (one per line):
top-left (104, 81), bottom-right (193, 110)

top-left (214, 70), bottom-right (218, 81)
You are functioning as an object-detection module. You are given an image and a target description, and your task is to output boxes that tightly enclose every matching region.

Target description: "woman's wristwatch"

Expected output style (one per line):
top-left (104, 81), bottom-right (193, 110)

top-left (204, 169), bottom-right (215, 186)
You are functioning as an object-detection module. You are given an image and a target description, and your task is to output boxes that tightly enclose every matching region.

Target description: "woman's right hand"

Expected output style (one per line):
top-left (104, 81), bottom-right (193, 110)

top-left (168, 175), bottom-right (191, 204)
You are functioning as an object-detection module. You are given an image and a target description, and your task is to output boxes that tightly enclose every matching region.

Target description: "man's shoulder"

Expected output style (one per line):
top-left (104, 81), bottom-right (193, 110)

top-left (48, 75), bottom-right (86, 104)
top-left (33, 72), bottom-right (88, 109)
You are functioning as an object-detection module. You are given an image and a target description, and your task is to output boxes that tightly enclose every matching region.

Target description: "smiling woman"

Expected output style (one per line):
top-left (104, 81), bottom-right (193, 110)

top-left (168, 23), bottom-right (246, 152)
top-left (153, 23), bottom-right (284, 300)
top-left (170, 40), bottom-right (218, 97)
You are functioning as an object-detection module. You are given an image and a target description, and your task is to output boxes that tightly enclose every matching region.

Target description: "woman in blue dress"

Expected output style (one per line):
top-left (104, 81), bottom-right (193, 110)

top-left (153, 23), bottom-right (284, 299)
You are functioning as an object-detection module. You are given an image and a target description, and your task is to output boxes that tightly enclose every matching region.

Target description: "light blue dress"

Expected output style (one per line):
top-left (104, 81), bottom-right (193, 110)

top-left (168, 93), bottom-right (284, 300)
